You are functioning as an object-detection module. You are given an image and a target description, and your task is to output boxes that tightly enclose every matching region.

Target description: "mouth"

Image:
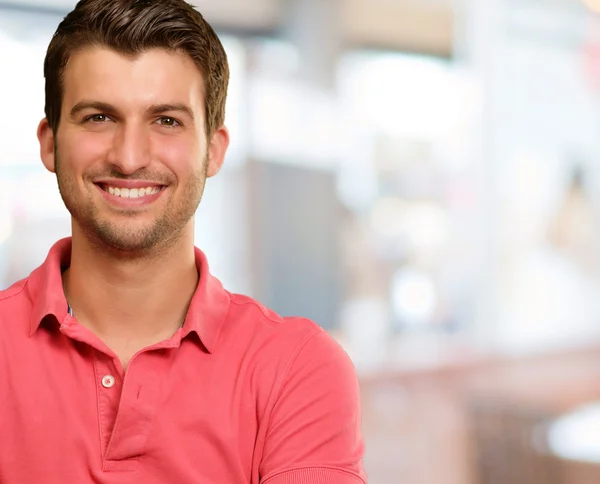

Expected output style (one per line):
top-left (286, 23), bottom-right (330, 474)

top-left (93, 182), bottom-right (166, 207)
top-left (96, 183), bottom-right (164, 199)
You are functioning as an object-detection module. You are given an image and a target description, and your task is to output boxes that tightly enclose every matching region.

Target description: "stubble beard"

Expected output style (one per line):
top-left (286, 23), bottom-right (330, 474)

top-left (54, 149), bottom-right (208, 257)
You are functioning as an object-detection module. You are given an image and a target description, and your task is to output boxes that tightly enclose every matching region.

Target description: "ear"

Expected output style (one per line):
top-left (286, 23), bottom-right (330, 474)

top-left (37, 118), bottom-right (56, 173)
top-left (206, 125), bottom-right (230, 178)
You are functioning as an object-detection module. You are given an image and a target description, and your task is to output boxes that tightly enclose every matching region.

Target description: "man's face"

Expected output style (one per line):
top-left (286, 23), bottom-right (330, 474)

top-left (39, 47), bottom-right (227, 253)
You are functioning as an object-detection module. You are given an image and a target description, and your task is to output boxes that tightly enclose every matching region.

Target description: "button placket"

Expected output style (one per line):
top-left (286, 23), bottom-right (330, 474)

top-left (102, 349), bottom-right (172, 470)
top-left (93, 355), bottom-right (122, 459)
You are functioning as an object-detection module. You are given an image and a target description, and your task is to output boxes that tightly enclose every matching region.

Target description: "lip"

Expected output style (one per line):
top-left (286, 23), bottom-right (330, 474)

top-left (93, 179), bottom-right (165, 189)
top-left (94, 183), bottom-right (165, 208)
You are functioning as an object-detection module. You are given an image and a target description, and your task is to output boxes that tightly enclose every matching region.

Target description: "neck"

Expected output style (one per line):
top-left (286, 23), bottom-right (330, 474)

top-left (63, 224), bottom-right (199, 346)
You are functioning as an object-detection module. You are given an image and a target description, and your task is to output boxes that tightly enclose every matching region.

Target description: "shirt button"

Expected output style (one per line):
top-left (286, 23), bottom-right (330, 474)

top-left (101, 375), bottom-right (115, 388)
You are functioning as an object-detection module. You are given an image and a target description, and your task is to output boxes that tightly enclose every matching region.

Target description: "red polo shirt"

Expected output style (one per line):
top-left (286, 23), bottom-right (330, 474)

top-left (0, 238), bottom-right (366, 483)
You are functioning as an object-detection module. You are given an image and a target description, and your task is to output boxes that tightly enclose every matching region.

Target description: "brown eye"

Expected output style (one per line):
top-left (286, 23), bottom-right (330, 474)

top-left (159, 117), bottom-right (180, 127)
top-left (89, 114), bottom-right (108, 123)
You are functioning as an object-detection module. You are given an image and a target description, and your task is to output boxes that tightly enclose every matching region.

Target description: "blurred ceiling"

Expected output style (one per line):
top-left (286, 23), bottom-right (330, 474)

top-left (2, 0), bottom-right (455, 56)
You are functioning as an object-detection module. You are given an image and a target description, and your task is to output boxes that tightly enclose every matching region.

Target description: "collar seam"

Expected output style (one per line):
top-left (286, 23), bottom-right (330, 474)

top-left (0, 279), bottom-right (29, 304)
top-left (229, 296), bottom-right (284, 327)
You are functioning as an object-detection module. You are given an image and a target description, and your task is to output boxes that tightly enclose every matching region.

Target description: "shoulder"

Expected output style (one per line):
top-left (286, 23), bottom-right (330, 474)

top-left (0, 278), bottom-right (31, 373)
top-left (278, 322), bottom-right (359, 396)
top-left (226, 292), bottom-right (323, 340)
top-left (222, 291), bottom-right (355, 381)
top-left (0, 277), bottom-right (30, 320)
top-left (0, 278), bottom-right (31, 342)
top-left (225, 291), bottom-right (356, 387)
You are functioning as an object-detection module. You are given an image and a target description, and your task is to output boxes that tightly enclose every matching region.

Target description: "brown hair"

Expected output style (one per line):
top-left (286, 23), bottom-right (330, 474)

top-left (44, 0), bottom-right (229, 137)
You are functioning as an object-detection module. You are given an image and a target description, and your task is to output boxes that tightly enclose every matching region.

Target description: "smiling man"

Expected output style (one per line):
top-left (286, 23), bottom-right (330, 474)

top-left (0, 1), bottom-right (366, 483)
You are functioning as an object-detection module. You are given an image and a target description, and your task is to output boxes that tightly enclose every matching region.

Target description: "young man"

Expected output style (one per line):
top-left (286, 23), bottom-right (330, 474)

top-left (0, 1), bottom-right (366, 483)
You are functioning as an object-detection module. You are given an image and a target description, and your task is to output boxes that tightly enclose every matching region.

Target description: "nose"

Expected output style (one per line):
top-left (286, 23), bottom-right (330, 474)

top-left (107, 121), bottom-right (151, 174)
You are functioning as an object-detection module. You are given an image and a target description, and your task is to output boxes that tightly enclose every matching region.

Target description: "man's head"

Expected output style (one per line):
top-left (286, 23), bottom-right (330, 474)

top-left (37, 0), bottom-right (230, 255)
top-left (44, 0), bottom-right (229, 139)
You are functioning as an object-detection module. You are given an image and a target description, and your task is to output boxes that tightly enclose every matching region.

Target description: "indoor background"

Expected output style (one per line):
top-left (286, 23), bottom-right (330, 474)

top-left (3, 0), bottom-right (600, 482)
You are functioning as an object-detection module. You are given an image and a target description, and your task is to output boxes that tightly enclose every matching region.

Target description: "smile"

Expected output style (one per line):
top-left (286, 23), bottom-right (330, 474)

top-left (101, 185), bottom-right (163, 199)
top-left (94, 182), bottom-right (166, 207)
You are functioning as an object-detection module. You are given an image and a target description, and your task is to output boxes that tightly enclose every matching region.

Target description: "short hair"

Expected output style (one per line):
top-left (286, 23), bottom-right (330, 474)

top-left (43, 0), bottom-right (229, 137)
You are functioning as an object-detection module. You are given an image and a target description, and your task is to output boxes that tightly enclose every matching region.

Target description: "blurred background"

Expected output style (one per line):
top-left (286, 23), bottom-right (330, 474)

top-left (4, 0), bottom-right (600, 482)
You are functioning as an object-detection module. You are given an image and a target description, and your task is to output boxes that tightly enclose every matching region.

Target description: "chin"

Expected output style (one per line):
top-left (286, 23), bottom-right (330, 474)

top-left (97, 235), bottom-right (160, 254)
top-left (86, 221), bottom-right (167, 253)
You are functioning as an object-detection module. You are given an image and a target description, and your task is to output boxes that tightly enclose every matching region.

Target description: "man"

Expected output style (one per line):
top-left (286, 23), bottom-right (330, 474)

top-left (0, 1), bottom-right (366, 483)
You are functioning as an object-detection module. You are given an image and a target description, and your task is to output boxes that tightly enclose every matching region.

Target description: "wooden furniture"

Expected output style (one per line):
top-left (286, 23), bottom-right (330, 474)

top-left (359, 342), bottom-right (600, 484)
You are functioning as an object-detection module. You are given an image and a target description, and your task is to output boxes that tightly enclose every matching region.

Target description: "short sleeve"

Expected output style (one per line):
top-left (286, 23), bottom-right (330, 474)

top-left (259, 327), bottom-right (367, 483)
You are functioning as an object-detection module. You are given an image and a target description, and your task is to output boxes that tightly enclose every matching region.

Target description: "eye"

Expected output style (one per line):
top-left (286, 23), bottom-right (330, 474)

top-left (158, 117), bottom-right (181, 128)
top-left (85, 114), bottom-right (110, 123)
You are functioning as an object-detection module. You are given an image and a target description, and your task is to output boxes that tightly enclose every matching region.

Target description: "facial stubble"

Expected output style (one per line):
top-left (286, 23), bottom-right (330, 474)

top-left (54, 146), bottom-right (209, 255)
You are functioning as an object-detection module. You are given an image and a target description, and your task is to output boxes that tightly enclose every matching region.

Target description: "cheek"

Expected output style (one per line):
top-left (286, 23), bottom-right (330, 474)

top-left (59, 132), bottom-right (111, 171)
top-left (153, 136), bottom-right (203, 174)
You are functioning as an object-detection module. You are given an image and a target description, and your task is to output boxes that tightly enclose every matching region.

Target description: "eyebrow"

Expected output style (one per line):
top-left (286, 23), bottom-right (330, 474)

top-left (69, 101), bottom-right (195, 121)
top-left (148, 103), bottom-right (195, 121)
top-left (70, 101), bottom-right (115, 118)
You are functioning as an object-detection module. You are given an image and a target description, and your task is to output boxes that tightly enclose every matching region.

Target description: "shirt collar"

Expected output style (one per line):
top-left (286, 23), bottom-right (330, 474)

top-left (28, 237), bottom-right (230, 353)
top-left (183, 246), bottom-right (230, 353)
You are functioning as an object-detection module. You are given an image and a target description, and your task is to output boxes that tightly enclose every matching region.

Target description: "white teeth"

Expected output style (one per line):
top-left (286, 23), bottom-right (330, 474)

top-left (104, 185), bottom-right (160, 198)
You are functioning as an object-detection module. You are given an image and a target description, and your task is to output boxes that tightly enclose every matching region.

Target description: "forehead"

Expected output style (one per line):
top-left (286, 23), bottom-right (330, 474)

top-left (61, 47), bottom-right (205, 109)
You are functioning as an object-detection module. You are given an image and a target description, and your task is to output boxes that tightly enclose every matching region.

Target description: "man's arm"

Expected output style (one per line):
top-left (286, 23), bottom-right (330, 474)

top-left (259, 326), bottom-right (367, 483)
